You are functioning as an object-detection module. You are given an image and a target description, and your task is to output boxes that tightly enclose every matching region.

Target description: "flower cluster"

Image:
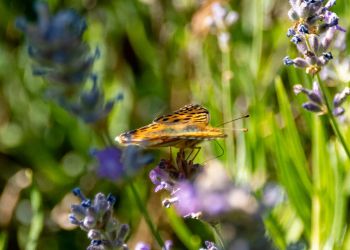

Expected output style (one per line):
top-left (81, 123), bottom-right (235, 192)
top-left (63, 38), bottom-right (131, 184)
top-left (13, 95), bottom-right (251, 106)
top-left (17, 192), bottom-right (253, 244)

top-left (149, 149), bottom-right (203, 194)
top-left (191, 1), bottom-right (238, 51)
top-left (283, 1), bottom-right (350, 118)
top-left (16, 3), bottom-right (120, 123)
top-left (150, 151), bottom-right (279, 249)
top-left (283, 0), bottom-right (344, 75)
top-left (69, 188), bottom-right (129, 250)
top-left (150, 150), bottom-right (258, 219)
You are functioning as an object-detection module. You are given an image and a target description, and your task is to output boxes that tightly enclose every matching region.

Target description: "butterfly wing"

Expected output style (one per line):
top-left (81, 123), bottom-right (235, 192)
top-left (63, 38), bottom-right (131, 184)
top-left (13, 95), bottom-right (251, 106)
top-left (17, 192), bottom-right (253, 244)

top-left (153, 104), bottom-right (209, 126)
top-left (116, 104), bottom-right (223, 148)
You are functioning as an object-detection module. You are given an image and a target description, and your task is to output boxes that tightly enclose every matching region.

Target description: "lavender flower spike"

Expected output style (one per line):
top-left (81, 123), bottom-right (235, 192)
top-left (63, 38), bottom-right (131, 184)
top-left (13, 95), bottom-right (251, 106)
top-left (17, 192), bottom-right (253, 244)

top-left (16, 3), bottom-right (95, 86)
top-left (69, 188), bottom-right (130, 250)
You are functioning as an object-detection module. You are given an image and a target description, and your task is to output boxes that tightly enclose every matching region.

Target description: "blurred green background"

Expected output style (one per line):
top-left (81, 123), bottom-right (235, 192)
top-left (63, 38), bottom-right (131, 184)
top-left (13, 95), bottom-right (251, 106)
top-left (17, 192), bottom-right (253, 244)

top-left (1, 0), bottom-right (350, 249)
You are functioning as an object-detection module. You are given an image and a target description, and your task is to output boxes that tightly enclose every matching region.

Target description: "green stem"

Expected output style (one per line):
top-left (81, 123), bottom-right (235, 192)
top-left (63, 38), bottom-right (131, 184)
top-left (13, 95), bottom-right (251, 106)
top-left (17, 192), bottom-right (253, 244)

top-left (315, 74), bottom-right (350, 159)
top-left (129, 181), bottom-right (164, 247)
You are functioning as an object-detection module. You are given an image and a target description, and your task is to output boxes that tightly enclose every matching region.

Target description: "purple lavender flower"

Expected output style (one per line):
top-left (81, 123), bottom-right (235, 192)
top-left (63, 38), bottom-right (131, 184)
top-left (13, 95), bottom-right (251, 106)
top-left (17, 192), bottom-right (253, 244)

top-left (57, 75), bottom-right (123, 123)
top-left (333, 87), bottom-right (350, 117)
top-left (293, 82), bottom-right (350, 117)
top-left (200, 241), bottom-right (219, 250)
top-left (149, 149), bottom-right (203, 194)
top-left (16, 3), bottom-right (93, 86)
top-left (92, 146), bottom-right (153, 181)
top-left (17, 3), bottom-right (119, 123)
top-left (69, 188), bottom-right (130, 250)
top-left (151, 154), bottom-right (258, 219)
top-left (284, 0), bottom-right (345, 75)
top-left (91, 147), bottom-right (124, 181)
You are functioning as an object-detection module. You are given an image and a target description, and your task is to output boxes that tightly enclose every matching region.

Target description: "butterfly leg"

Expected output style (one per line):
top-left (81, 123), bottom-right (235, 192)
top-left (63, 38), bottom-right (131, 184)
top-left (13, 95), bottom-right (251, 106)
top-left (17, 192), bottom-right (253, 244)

top-left (186, 147), bottom-right (201, 161)
top-left (169, 147), bottom-right (173, 162)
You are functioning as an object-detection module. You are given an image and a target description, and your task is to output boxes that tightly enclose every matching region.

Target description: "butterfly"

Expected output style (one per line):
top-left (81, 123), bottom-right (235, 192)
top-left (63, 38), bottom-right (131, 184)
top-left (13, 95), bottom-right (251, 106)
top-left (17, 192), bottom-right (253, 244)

top-left (115, 104), bottom-right (228, 149)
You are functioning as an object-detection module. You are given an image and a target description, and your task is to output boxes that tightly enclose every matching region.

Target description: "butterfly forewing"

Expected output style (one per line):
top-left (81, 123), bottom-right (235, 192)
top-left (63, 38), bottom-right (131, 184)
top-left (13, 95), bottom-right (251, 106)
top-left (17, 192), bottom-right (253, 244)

top-left (153, 104), bottom-right (209, 125)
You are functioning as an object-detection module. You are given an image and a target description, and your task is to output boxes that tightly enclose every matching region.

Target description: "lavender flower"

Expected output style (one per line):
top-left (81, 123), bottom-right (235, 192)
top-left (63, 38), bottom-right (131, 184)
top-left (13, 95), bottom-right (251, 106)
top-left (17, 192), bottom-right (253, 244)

top-left (16, 3), bottom-right (93, 86)
top-left (17, 3), bottom-right (119, 123)
top-left (149, 149), bottom-right (203, 194)
top-left (57, 75), bottom-right (123, 123)
top-left (69, 188), bottom-right (129, 250)
top-left (293, 82), bottom-right (325, 114)
top-left (199, 241), bottom-right (219, 250)
top-left (92, 146), bottom-right (153, 181)
top-left (333, 87), bottom-right (350, 117)
top-left (284, 0), bottom-right (345, 75)
top-left (150, 154), bottom-right (258, 219)
top-left (293, 82), bottom-right (350, 117)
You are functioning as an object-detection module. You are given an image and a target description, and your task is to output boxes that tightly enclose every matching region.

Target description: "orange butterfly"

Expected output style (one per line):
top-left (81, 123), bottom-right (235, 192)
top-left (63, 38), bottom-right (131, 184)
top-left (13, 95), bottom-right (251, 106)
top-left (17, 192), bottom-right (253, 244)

top-left (115, 104), bottom-right (228, 149)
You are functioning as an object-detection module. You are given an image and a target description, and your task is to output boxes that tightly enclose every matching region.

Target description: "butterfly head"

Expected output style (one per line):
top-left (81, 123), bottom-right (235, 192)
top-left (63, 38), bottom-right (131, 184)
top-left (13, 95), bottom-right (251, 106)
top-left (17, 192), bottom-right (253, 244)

top-left (115, 131), bottom-right (133, 145)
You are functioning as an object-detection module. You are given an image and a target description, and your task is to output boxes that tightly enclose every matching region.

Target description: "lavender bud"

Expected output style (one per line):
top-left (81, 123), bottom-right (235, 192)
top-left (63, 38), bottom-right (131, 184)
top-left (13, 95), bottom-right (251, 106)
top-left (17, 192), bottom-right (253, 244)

top-left (106, 194), bottom-right (117, 206)
top-left (333, 87), bottom-right (350, 107)
top-left (324, 0), bottom-right (337, 9)
top-left (308, 92), bottom-right (323, 105)
top-left (293, 58), bottom-right (309, 68)
top-left (296, 41), bottom-right (308, 54)
top-left (287, 28), bottom-right (296, 37)
top-left (69, 214), bottom-right (81, 225)
top-left (72, 187), bottom-right (86, 200)
top-left (321, 28), bottom-right (336, 50)
top-left (333, 107), bottom-right (345, 116)
top-left (88, 229), bottom-right (102, 240)
top-left (288, 9), bottom-right (299, 21)
top-left (82, 199), bottom-right (92, 208)
top-left (117, 224), bottom-right (130, 241)
top-left (298, 24), bottom-right (309, 34)
top-left (71, 204), bottom-right (86, 218)
top-left (84, 214), bottom-right (97, 228)
top-left (283, 56), bottom-right (294, 66)
top-left (308, 34), bottom-right (319, 53)
top-left (302, 102), bottom-right (323, 113)
top-left (162, 197), bottom-right (178, 208)
top-left (322, 52), bottom-right (333, 61)
top-left (91, 240), bottom-right (102, 246)
top-left (204, 241), bottom-right (219, 250)
top-left (293, 84), bottom-right (304, 94)
top-left (94, 193), bottom-right (108, 214)
top-left (291, 35), bottom-right (302, 44)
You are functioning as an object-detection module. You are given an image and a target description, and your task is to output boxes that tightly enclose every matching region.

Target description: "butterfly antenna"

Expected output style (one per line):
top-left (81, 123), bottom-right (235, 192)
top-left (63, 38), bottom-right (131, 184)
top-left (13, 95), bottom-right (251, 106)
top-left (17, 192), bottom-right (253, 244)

top-left (202, 140), bottom-right (225, 165)
top-left (216, 114), bottom-right (250, 127)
